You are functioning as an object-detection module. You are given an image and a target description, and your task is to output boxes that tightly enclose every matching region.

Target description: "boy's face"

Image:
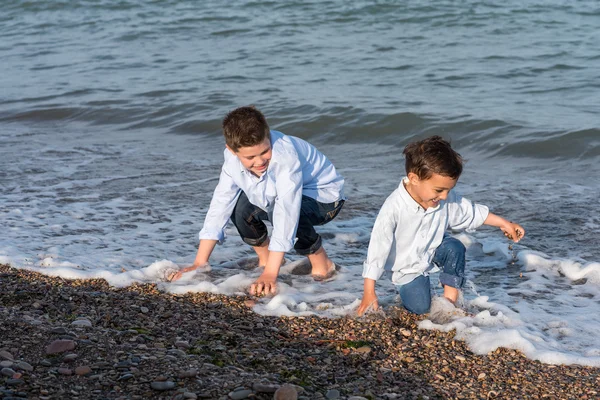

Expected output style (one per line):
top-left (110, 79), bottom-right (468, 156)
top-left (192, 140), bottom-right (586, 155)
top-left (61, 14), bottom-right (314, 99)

top-left (227, 136), bottom-right (272, 177)
top-left (406, 172), bottom-right (457, 209)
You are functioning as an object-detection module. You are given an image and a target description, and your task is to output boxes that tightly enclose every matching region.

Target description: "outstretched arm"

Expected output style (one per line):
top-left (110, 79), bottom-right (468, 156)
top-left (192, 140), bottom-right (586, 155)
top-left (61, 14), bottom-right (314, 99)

top-left (484, 212), bottom-right (525, 242)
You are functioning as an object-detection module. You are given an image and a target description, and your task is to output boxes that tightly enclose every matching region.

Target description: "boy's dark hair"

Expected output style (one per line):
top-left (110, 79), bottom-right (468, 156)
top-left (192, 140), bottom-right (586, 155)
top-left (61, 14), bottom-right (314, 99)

top-left (403, 136), bottom-right (463, 180)
top-left (222, 106), bottom-right (270, 152)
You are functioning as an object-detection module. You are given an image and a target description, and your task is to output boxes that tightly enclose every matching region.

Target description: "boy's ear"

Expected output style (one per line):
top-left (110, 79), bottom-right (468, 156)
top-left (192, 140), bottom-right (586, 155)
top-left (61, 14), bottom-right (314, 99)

top-left (407, 172), bottom-right (420, 185)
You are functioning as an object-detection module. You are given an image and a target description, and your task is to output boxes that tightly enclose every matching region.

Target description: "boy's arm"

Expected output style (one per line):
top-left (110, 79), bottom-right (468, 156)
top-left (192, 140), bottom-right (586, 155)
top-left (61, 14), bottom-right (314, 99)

top-left (251, 154), bottom-right (303, 295)
top-left (358, 196), bottom-right (398, 314)
top-left (171, 160), bottom-right (240, 282)
top-left (357, 278), bottom-right (378, 316)
top-left (199, 164), bottom-right (242, 244)
top-left (483, 212), bottom-right (525, 242)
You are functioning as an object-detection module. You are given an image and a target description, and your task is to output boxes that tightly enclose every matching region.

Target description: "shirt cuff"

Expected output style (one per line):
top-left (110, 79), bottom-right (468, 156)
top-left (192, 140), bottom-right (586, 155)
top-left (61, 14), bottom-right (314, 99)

top-left (268, 237), bottom-right (294, 253)
top-left (362, 262), bottom-right (385, 281)
top-left (199, 228), bottom-right (225, 244)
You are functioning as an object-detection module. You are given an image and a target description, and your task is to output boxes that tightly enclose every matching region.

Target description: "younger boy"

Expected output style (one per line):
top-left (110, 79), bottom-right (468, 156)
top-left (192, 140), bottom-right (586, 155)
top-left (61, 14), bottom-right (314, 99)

top-left (357, 136), bottom-right (524, 316)
top-left (171, 106), bottom-right (345, 296)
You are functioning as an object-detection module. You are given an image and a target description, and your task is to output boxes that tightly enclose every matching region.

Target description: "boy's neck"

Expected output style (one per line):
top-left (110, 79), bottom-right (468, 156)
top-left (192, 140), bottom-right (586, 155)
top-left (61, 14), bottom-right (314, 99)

top-left (403, 179), bottom-right (421, 208)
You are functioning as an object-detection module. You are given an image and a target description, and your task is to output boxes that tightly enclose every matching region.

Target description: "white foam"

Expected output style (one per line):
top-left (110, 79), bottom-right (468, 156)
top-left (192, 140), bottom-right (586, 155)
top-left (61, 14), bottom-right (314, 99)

top-left (2, 132), bottom-right (599, 367)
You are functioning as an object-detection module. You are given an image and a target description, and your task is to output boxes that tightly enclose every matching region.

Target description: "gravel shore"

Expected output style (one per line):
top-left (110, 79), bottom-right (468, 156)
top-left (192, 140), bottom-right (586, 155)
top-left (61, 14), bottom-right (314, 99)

top-left (1, 264), bottom-right (598, 400)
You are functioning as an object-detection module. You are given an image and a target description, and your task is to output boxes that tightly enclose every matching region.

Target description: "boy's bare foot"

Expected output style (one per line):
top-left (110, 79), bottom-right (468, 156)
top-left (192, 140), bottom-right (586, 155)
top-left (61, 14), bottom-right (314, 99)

top-left (312, 262), bottom-right (337, 281)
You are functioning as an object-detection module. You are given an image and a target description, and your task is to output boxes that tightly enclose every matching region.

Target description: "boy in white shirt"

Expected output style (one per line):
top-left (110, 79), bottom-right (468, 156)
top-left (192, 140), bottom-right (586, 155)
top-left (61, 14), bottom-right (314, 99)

top-left (171, 106), bottom-right (345, 296)
top-left (357, 136), bottom-right (524, 315)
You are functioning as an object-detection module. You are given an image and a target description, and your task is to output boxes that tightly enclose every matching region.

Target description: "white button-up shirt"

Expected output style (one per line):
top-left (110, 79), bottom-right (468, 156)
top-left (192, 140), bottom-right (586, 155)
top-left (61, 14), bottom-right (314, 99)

top-left (363, 177), bottom-right (489, 285)
top-left (199, 130), bottom-right (345, 252)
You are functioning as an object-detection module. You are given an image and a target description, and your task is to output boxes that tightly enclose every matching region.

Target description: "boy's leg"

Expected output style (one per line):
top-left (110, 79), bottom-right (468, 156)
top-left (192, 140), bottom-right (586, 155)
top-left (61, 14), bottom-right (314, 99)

top-left (397, 275), bottom-right (432, 314)
top-left (230, 192), bottom-right (270, 266)
top-left (294, 196), bottom-right (344, 276)
top-left (432, 236), bottom-right (466, 303)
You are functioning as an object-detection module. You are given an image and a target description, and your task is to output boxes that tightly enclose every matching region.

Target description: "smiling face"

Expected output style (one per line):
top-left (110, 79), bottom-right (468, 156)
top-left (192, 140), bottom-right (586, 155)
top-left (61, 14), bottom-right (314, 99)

top-left (405, 172), bottom-right (457, 209)
top-left (228, 136), bottom-right (272, 177)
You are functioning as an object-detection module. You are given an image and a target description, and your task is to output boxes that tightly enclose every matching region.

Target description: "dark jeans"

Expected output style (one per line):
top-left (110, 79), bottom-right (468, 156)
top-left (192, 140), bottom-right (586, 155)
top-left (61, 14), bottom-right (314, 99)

top-left (230, 192), bottom-right (345, 255)
top-left (396, 236), bottom-right (466, 315)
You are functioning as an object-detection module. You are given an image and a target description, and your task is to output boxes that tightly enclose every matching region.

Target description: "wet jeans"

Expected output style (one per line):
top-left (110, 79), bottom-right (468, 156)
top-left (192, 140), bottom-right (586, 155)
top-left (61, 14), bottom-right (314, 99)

top-left (230, 192), bottom-right (344, 255)
top-left (396, 236), bottom-right (466, 315)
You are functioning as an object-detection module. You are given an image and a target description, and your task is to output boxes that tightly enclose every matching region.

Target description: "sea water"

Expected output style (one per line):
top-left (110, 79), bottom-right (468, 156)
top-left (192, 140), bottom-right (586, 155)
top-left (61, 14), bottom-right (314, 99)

top-left (1, 0), bottom-right (599, 367)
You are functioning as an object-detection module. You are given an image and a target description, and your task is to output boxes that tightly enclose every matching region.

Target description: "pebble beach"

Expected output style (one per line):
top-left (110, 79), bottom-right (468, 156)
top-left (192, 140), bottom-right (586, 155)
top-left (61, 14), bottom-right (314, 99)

top-left (1, 264), bottom-right (598, 400)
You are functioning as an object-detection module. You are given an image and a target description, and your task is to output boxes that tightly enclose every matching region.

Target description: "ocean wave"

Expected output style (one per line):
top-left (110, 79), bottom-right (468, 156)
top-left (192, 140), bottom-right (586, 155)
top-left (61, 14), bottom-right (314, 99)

top-left (3, 102), bottom-right (596, 159)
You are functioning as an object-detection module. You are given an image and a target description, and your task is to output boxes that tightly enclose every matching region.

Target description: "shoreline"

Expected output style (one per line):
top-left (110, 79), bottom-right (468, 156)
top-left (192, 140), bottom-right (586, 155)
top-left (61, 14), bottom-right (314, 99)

top-left (1, 264), bottom-right (598, 399)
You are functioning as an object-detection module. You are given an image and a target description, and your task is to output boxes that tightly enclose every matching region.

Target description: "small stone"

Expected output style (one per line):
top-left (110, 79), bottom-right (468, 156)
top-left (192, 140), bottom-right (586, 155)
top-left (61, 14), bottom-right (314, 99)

top-left (63, 354), bottom-right (78, 362)
top-left (75, 366), bottom-right (92, 376)
top-left (354, 346), bottom-right (371, 354)
top-left (151, 381), bottom-right (175, 391)
top-left (253, 382), bottom-right (279, 393)
top-left (455, 355), bottom-right (466, 361)
top-left (478, 373), bottom-right (486, 380)
top-left (326, 389), bottom-right (340, 399)
top-left (0, 350), bottom-right (14, 361)
top-left (348, 397), bottom-right (369, 400)
top-left (58, 367), bottom-right (72, 375)
top-left (404, 357), bottom-right (415, 363)
top-left (167, 349), bottom-right (187, 357)
top-left (71, 319), bottom-right (92, 327)
top-left (228, 389), bottom-right (253, 399)
top-left (274, 384), bottom-right (298, 400)
top-left (1, 367), bottom-right (16, 377)
top-left (50, 327), bottom-right (69, 334)
top-left (178, 369), bottom-right (198, 378)
top-left (0, 360), bottom-right (13, 368)
top-left (46, 339), bottom-right (76, 354)
top-left (14, 361), bottom-right (33, 372)
top-left (140, 307), bottom-right (149, 314)
top-left (175, 340), bottom-right (190, 349)
top-left (118, 373), bottom-right (134, 381)
top-left (6, 378), bottom-right (24, 386)
top-left (183, 392), bottom-right (197, 399)
top-left (400, 328), bottom-right (412, 337)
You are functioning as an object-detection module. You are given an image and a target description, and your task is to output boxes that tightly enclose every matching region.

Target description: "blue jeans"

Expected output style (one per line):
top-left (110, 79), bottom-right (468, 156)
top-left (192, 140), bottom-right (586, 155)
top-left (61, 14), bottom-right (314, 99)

top-left (230, 192), bottom-right (344, 255)
top-left (396, 236), bottom-right (466, 315)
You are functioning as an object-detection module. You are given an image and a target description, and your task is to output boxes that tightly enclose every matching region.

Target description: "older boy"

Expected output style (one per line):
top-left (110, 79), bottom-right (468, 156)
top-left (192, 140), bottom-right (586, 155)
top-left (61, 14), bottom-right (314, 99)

top-left (357, 136), bottom-right (524, 315)
top-left (171, 106), bottom-right (345, 296)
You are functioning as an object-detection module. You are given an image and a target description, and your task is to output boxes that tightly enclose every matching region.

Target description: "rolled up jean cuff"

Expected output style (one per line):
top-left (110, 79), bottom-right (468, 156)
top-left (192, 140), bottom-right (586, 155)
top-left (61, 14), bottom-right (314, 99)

top-left (439, 272), bottom-right (465, 289)
top-left (294, 234), bottom-right (322, 256)
top-left (241, 231), bottom-right (269, 247)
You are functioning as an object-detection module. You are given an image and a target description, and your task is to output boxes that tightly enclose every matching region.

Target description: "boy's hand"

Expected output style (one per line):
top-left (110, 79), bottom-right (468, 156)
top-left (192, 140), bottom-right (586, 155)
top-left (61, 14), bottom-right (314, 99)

top-left (169, 263), bottom-right (209, 282)
top-left (250, 273), bottom-right (278, 296)
top-left (357, 292), bottom-right (379, 316)
top-left (501, 222), bottom-right (525, 243)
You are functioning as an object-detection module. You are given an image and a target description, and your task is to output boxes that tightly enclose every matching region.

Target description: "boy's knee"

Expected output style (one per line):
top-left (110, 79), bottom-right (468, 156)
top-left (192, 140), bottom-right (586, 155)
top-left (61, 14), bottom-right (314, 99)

top-left (442, 237), bottom-right (466, 255)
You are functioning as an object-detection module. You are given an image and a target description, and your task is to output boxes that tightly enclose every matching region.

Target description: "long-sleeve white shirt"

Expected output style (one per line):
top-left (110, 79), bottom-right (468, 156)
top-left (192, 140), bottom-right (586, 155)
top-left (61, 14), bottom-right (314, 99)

top-left (362, 177), bottom-right (489, 285)
top-left (199, 130), bottom-right (345, 252)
